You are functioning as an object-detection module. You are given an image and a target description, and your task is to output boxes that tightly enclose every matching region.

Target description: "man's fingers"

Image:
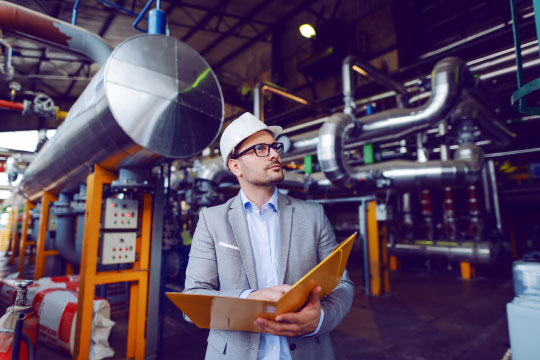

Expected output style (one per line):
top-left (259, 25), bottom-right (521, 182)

top-left (309, 286), bottom-right (321, 304)
top-left (255, 318), bottom-right (301, 336)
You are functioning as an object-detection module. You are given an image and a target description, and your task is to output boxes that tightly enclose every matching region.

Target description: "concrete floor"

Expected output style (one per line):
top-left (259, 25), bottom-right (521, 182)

top-left (0, 252), bottom-right (513, 359)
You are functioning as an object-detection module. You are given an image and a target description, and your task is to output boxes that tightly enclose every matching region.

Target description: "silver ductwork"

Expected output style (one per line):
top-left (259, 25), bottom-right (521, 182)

top-left (317, 113), bottom-right (484, 190)
top-left (355, 56), bottom-right (464, 142)
top-left (342, 55), bottom-right (409, 114)
top-left (388, 241), bottom-right (496, 264)
top-left (284, 57), bottom-right (465, 160)
top-left (20, 34), bottom-right (224, 200)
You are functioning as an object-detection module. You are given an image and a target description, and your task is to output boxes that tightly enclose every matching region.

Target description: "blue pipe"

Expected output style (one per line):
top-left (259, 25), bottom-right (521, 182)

top-left (72, 0), bottom-right (81, 25)
top-left (133, 0), bottom-right (156, 33)
top-left (148, 8), bottom-right (166, 34)
top-left (97, 0), bottom-right (146, 19)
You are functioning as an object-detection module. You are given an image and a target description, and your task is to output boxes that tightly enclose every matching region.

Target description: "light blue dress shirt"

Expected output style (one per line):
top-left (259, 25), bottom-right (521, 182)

top-left (239, 188), bottom-right (323, 360)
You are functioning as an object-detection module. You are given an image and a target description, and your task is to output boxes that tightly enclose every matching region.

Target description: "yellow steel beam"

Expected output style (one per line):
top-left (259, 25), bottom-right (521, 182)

top-left (5, 208), bottom-right (15, 260)
top-left (17, 201), bottom-right (35, 275)
top-left (8, 207), bottom-right (20, 264)
top-left (75, 165), bottom-right (116, 360)
top-left (367, 200), bottom-right (390, 296)
top-left (95, 270), bottom-right (147, 285)
top-left (460, 261), bottom-right (476, 280)
top-left (34, 192), bottom-right (58, 280)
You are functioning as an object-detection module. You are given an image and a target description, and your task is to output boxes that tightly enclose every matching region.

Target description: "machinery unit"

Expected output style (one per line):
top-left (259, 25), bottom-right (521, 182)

top-left (99, 197), bottom-right (139, 265)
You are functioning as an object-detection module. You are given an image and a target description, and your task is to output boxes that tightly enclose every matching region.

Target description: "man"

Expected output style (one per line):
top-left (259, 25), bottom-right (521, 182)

top-left (184, 112), bottom-right (354, 359)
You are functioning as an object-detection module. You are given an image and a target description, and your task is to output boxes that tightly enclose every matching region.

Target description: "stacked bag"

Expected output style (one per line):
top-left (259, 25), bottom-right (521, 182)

top-left (0, 275), bottom-right (115, 359)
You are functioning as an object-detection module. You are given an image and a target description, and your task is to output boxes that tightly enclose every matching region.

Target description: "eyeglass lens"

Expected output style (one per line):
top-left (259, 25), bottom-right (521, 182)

top-left (254, 143), bottom-right (283, 157)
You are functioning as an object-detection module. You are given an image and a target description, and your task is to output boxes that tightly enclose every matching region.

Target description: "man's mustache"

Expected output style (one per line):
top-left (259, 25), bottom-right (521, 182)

top-left (266, 160), bottom-right (282, 169)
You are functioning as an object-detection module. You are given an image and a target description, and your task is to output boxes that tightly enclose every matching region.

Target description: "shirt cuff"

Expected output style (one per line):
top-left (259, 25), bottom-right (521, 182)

top-left (302, 308), bottom-right (324, 337)
top-left (240, 289), bottom-right (255, 299)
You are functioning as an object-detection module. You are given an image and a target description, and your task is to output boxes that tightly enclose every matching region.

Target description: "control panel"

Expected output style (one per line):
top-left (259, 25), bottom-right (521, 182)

top-left (103, 198), bottom-right (138, 230)
top-left (100, 232), bottom-right (136, 265)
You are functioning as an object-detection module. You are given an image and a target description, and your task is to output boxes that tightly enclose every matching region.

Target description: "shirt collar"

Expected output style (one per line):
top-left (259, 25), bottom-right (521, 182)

top-left (240, 187), bottom-right (279, 213)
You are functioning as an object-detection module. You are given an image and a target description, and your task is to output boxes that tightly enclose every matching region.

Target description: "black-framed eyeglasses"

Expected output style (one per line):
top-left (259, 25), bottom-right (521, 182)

top-left (231, 142), bottom-right (284, 159)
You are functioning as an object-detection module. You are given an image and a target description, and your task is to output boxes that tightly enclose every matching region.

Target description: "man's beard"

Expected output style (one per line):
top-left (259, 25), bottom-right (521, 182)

top-left (264, 160), bottom-right (284, 184)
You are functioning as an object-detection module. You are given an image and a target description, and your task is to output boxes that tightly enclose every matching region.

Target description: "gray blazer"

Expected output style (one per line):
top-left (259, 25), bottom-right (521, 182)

top-left (184, 192), bottom-right (355, 360)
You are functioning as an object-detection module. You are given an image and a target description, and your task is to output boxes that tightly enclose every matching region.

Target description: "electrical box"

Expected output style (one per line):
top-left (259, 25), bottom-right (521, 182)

top-left (101, 232), bottom-right (136, 265)
top-left (103, 198), bottom-right (138, 230)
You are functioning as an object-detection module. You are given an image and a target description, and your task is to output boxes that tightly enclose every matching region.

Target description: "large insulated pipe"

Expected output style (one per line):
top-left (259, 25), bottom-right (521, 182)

top-left (342, 55), bottom-right (409, 114)
top-left (0, 2), bottom-right (111, 66)
top-left (20, 34), bottom-right (224, 200)
top-left (388, 241), bottom-right (496, 264)
top-left (317, 113), bottom-right (484, 189)
top-left (284, 57), bottom-right (465, 160)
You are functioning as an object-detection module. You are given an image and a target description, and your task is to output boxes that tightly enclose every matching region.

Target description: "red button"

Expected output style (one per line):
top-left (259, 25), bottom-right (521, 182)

top-left (113, 248), bottom-right (116, 252)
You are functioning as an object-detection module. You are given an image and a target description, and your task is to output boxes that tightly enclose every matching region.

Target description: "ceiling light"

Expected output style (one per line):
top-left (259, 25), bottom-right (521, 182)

top-left (299, 24), bottom-right (316, 38)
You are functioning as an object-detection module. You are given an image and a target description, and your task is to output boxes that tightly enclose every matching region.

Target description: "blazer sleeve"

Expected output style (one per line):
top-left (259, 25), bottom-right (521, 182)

top-left (316, 204), bottom-right (355, 335)
top-left (183, 208), bottom-right (248, 299)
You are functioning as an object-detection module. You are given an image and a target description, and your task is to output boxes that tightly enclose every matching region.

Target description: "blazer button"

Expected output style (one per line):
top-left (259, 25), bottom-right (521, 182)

top-left (289, 344), bottom-right (296, 351)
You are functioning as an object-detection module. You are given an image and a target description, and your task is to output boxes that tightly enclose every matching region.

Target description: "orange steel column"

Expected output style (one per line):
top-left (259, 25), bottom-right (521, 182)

top-left (75, 165), bottom-right (152, 360)
top-left (18, 201), bottom-right (35, 275)
top-left (74, 165), bottom-right (116, 360)
top-left (380, 224), bottom-right (390, 294)
top-left (34, 192), bottom-right (58, 280)
top-left (460, 261), bottom-right (476, 279)
top-left (7, 207), bottom-right (20, 264)
top-left (367, 201), bottom-right (381, 295)
top-left (126, 193), bottom-right (152, 359)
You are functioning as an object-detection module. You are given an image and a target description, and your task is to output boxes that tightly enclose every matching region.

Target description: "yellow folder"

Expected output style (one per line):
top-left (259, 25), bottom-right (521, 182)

top-left (166, 232), bottom-right (356, 333)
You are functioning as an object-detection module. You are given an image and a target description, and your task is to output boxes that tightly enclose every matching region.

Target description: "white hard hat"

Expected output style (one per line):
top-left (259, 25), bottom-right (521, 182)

top-left (219, 112), bottom-right (282, 168)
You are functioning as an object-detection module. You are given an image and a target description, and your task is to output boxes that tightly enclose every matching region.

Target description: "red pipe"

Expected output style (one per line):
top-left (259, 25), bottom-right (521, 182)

top-left (0, 99), bottom-right (24, 111)
top-left (0, 2), bottom-right (71, 48)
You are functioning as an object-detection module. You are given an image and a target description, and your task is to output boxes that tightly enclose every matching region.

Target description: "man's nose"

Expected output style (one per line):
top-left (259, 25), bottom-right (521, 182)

top-left (268, 146), bottom-right (280, 160)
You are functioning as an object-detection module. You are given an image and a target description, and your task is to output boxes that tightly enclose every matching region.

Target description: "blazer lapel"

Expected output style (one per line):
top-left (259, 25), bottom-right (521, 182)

top-left (277, 193), bottom-right (293, 284)
top-left (228, 194), bottom-right (258, 289)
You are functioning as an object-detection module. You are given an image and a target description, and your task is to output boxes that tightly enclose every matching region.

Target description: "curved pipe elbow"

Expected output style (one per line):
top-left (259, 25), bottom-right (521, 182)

top-left (318, 113), bottom-right (485, 190)
top-left (317, 113), bottom-right (373, 189)
top-left (357, 56), bottom-right (465, 143)
top-left (0, 2), bottom-right (111, 66)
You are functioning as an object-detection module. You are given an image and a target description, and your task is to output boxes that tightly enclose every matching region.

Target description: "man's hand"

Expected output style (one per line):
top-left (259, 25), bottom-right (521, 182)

top-left (247, 284), bottom-right (291, 301)
top-left (254, 286), bottom-right (322, 337)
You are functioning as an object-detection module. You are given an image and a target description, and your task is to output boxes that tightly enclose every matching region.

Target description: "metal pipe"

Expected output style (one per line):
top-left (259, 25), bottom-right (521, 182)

top-left (286, 57), bottom-right (465, 158)
top-left (388, 241), bottom-right (496, 264)
top-left (0, 99), bottom-right (24, 111)
top-left (253, 83), bottom-right (310, 122)
top-left (356, 57), bottom-right (464, 142)
top-left (342, 55), bottom-right (408, 115)
top-left (317, 112), bottom-right (484, 190)
top-left (0, 39), bottom-right (14, 81)
top-left (53, 193), bottom-right (79, 264)
top-left (453, 94), bottom-right (516, 148)
top-left (20, 34), bottom-right (224, 200)
top-left (488, 160), bottom-right (502, 232)
top-left (0, 2), bottom-right (111, 66)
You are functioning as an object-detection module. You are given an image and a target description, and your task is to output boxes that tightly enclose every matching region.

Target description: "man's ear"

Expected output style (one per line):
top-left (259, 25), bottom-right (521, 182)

top-left (228, 158), bottom-right (242, 177)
